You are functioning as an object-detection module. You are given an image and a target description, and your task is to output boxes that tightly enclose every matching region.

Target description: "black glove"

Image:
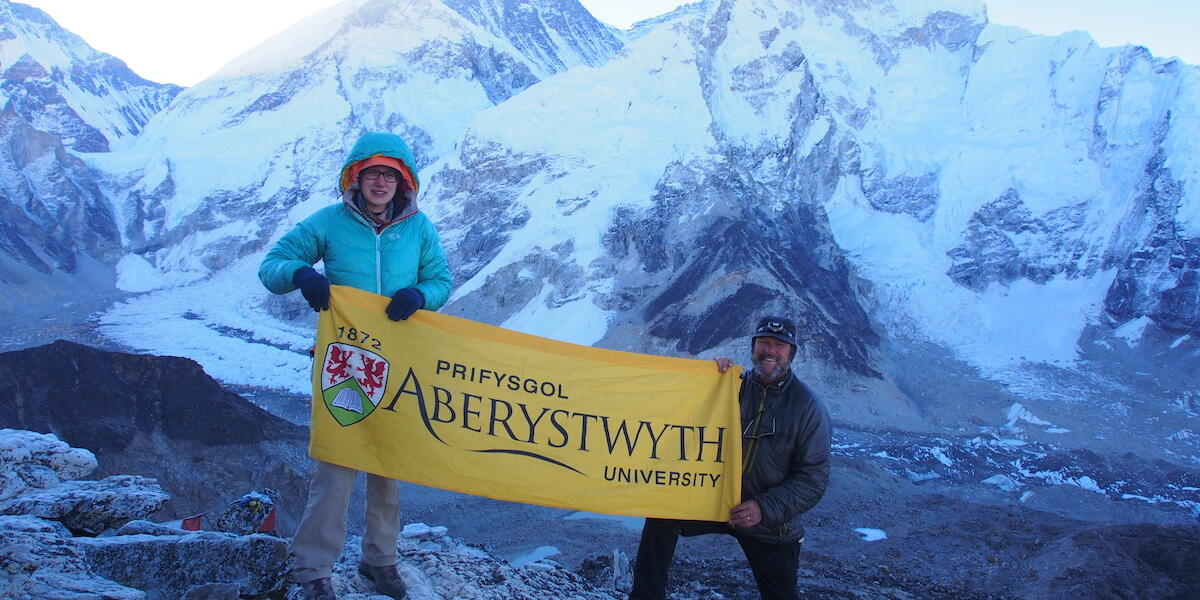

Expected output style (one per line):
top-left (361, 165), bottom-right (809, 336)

top-left (292, 266), bottom-right (330, 312)
top-left (386, 287), bottom-right (425, 321)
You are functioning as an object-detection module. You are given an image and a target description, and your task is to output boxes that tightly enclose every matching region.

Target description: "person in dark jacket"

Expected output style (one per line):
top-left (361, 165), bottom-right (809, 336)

top-left (260, 132), bottom-right (451, 600)
top-left (628, 316), bottom-right (832, 600)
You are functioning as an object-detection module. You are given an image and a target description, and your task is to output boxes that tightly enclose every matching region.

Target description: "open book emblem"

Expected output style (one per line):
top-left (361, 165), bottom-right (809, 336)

top-left (330, 387), bottom-right (364, 413)
top-left (319, 342), bottom-right (390, 426)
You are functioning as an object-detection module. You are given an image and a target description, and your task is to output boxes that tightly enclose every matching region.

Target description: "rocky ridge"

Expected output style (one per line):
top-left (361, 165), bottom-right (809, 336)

top-left (0, 339), bottom-right (312, 534)
top-left (0, 428), bottom-right (627, 600)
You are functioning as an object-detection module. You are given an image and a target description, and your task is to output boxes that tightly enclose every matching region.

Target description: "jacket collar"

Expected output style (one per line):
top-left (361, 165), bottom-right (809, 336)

top-left (744, 369), bottom-right (795, 392)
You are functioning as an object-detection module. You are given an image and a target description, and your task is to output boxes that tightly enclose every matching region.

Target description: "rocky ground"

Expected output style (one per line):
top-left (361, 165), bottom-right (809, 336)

top-left (0, 428), bottom-right (623, 599)
top-left (0, 307), bottom-right (1197, 599)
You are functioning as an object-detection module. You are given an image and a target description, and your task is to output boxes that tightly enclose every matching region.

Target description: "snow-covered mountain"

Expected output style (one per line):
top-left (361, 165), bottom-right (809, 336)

top-left (420, 0), bottom-right (1198, 439)
top-left (0, 1), bottom-right (179, 152)
top-left (82, 0), bottom-right (623, 293)
top-left (3, 0), bottom-right (1197, 464)
top-left (442, 0), bottom-right (624, 72)
top-left (0, 0), bottom-right (180, 311)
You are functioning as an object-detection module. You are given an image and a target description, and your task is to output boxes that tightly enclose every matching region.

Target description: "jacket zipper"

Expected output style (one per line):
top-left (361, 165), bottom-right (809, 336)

top-left (357, 203), bottom-right (418, 296)
top-left (374, 231), bottom-right (383, 294)
top-left (742, 384), bottom-right (770, 473)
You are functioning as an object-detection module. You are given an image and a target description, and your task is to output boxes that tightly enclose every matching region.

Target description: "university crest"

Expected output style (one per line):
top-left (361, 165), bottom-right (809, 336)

top-left (319, 342), bottom-right (390, 426)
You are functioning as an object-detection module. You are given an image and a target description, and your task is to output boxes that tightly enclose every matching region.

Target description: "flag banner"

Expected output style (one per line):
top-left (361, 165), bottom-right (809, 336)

top-left (309, 285), bottom-right (743, 521)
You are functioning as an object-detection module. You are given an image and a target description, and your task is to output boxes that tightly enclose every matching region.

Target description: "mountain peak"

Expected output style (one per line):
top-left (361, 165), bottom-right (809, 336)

top-left (0, 0), bottom-right (179, 150)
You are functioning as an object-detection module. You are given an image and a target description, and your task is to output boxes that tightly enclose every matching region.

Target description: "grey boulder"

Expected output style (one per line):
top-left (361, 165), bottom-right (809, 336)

top-left (78, 531), bottom-right (290, 600)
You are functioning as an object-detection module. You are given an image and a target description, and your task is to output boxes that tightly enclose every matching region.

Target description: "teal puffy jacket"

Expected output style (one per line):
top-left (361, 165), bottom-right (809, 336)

top-left (258, 133), bottom-right (452, 309)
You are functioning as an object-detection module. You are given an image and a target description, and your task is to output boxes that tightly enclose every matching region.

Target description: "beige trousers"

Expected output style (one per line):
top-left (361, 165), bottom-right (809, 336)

top-left (291, 460), bottom-right (401, 583)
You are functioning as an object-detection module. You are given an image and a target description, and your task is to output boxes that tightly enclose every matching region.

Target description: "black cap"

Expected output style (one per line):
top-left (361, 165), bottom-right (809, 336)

top-left (752, 316), bottom-right (797, 346)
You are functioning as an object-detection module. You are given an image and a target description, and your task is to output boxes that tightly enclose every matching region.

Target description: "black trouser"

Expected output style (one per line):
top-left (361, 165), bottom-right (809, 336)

top-left (628, 518), bottom-right (801, 600)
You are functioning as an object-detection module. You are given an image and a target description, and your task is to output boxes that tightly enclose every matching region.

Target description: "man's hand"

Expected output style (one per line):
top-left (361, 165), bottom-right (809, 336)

top-left (729, 499), bottom-right (762, 528)
top-left (713, 357), bottom-right (734, 373)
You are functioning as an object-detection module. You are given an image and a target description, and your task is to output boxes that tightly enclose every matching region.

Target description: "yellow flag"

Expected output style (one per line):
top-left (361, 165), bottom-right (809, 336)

top-left (310, 285), bottom-right (742, 521)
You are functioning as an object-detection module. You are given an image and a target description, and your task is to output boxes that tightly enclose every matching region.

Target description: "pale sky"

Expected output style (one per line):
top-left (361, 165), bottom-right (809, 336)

top-left (18, 0), bottom-right (1200, 87)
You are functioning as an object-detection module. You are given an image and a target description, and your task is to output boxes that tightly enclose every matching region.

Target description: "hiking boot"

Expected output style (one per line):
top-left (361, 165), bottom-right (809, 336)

top-left (358, 562), bottom-right (407, 599)
top-left (299, 577), bottom-right (337, 600)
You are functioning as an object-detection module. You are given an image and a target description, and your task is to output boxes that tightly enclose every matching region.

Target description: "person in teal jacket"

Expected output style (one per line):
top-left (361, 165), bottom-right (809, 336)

top-left (259, 132), bottom-right (450, 600)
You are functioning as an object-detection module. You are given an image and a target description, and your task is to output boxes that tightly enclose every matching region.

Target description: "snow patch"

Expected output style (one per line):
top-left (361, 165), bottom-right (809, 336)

top-left (1004, 403), bottom-right (1052, 428)
top-left (114, 255), bottom-right (172, 292)
top-left (929, 447), bottom-right (953, 467)
top-left (401, 522), bottom-right (449, 540)
top-left (1168, 429), bottom-right (1197, 441)
top-left (982, 474), bottom-right (1021, 492)
top-left (1114, 316), bottom-right (1152, 345)
top-left (904, 469), bottom-right (941, 482)
top-left (500, 288), bottom-right (611, 347)
top-left (853, 528), bottom-right (887, 542)
top-left (507, 545), bottom-right (560, 568)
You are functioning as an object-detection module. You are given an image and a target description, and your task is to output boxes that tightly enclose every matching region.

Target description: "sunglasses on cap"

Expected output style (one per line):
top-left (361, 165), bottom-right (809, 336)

top-left (759, 320), bottom-right (789, 335)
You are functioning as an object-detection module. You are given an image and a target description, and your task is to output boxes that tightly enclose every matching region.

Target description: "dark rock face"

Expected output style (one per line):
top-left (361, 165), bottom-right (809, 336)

top-left (1102, 147), bottom-right (1199, 334)
top-left (946, 189), bottom-right (1091, 292)
top-left (637, 211), bottom-right (880, 378)
top-left (592, 151), bottom-right (878, 376)
top-left (1020, 523), bottom-right (1200, 600)
top-left (0, 106), bottom-right (122, 284)
top-left (0, 341), bottom-right (311, 534)
top-left (455, 37), bottom-right (543, 105)
top-left (0, 340), bottom-right (299, 451)
top-left (432, 137), bottom-right (540, 285)
top-left (863, 169), bottom-right (940, 222)
top-left (898, 10), bottom-right (985, 52)
top-left (442, 0), bottom-right (624, 74)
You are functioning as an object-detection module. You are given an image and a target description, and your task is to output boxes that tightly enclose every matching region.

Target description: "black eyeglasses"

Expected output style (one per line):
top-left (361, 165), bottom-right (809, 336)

top-left (360, 169), bottom-right (399, 183)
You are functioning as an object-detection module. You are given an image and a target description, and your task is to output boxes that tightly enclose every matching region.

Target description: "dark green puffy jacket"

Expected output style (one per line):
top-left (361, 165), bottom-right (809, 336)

top-left (735, 371), bottom-right (832, 543)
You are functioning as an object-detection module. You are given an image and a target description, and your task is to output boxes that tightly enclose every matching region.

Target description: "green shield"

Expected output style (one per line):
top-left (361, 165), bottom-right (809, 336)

top-left (322, 377), bottom-right (377, 427)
